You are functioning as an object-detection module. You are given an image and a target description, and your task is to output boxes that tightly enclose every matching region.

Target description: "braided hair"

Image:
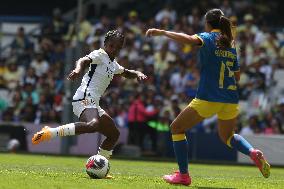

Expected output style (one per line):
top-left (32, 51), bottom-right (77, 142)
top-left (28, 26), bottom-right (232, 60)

top-left (104, 30), bottom-right (125, 46)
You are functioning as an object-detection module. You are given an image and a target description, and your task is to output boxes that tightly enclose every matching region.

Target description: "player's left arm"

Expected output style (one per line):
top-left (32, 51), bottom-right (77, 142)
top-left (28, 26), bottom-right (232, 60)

top-left (120, 69), bottom-right (147, 81)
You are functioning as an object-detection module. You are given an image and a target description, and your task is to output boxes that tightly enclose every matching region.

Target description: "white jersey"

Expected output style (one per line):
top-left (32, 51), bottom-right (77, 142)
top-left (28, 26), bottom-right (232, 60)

top-left (72, 48), bottom-right (124, 103)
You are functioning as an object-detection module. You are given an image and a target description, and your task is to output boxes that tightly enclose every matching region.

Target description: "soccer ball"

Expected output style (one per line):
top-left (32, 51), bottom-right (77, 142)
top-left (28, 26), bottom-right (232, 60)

top-left (85, 155), bottom-right (110, 179)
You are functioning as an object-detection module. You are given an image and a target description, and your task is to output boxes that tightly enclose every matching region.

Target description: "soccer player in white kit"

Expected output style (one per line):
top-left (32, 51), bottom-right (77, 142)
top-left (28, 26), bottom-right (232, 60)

top-left (32, 30), bottom-right (147, 161)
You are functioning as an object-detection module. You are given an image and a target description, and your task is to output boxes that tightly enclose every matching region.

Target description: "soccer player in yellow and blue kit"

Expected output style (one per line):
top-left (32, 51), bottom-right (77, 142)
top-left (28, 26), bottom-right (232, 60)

top-left (146, 9), bottom-right (270, 186)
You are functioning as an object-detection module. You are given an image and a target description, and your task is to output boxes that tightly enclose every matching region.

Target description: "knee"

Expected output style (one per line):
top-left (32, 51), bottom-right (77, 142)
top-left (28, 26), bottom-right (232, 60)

top-left (170, 121), bottom-right (185, 134)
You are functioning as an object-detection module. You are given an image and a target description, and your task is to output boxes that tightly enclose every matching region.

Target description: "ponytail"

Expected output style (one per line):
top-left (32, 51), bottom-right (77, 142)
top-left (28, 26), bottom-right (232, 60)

top-left (216, 16), bottom-right (233, 49)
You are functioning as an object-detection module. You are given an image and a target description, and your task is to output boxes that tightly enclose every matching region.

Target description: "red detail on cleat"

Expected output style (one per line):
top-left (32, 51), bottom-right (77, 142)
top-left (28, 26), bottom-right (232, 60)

top-left (163, 171), bottom-right (191, 186)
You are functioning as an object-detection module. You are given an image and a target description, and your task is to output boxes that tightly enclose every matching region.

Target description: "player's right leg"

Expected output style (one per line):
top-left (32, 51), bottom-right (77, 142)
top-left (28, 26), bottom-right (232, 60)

top-left (163, 105), bottom-right (204, 186)
top-left (32, 108), bottom-right (100, 145)
top-left (32, 108), bottom-right (119, 159)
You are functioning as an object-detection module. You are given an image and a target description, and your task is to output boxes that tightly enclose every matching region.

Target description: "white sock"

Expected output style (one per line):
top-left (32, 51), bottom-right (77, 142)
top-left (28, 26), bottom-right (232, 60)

top-left (98, 147), bottom-right (113, 159)
top-left (49, 123), bottom-right (75, 138)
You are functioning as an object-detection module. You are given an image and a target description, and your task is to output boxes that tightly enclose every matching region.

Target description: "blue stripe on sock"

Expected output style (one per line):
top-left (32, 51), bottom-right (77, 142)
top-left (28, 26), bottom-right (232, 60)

top-left (230, 134), bottom-right (253, 156)
top-left (173, 139), bottom-right (188, 174)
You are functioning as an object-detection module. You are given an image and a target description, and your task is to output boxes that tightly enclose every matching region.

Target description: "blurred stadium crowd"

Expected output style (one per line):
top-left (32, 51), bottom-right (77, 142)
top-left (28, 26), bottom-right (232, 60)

top-left (0, 0), bottom-right (284, 151)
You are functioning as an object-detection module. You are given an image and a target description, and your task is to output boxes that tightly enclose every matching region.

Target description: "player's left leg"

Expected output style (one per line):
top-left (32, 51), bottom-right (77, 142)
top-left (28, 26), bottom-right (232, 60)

top-left (79, 109), bottom-right (119, 179)
top-left (79, 108), bottom-right (120, 159)
top-left (86, 112), bottom-right (119, 179)
top-left (163, 106), bottom-right (204, 186)
top-left (95, 113), bottom-right (120, 159)
top-left (218, 118), bottom-right (270, 178)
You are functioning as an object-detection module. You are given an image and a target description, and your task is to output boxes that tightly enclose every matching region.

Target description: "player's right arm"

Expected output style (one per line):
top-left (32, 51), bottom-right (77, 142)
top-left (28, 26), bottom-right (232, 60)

top-left (146, 28), bottom-right (202, 46)
top-left (67, 57), bottom-right (92, 80)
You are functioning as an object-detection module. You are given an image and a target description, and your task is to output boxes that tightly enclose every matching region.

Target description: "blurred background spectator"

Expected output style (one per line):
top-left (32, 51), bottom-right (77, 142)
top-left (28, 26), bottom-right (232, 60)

top-left (1, 0), bottom-right (284, 155)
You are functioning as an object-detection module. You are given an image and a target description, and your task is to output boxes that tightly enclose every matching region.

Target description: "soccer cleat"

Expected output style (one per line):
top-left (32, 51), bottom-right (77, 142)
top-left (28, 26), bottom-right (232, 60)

top-left (163, 171), bottom-right (191, 186)
top-left (32, 126), bottom-right (52, 145)
top-left (105, 174), bottom-right (114, 179)
top-left (250, 149), bottom-right (270, 178)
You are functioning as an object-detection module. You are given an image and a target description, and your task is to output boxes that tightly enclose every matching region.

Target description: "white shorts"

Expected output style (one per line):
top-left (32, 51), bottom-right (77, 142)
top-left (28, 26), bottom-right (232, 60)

top-left (72, 98), bottom-right (106, 118)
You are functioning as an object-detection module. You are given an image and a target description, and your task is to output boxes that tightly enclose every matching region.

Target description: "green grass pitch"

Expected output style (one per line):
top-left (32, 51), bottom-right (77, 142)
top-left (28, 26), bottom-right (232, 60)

top-left (0, 153), bottom-right (283, 189)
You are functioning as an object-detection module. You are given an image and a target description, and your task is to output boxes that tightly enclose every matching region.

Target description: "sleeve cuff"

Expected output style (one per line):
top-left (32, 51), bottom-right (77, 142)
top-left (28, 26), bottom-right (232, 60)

top-left (194, 34), bottom-right (204, 47)
top-left (85, 55), bottom-right (92, 61)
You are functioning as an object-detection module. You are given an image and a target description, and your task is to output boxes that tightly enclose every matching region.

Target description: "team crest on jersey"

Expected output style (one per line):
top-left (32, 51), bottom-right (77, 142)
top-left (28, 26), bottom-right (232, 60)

top-left (81, 98), bottom-right (96, 106)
